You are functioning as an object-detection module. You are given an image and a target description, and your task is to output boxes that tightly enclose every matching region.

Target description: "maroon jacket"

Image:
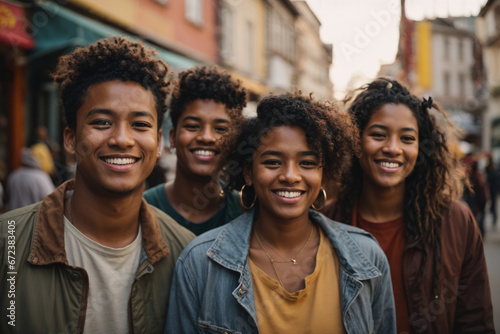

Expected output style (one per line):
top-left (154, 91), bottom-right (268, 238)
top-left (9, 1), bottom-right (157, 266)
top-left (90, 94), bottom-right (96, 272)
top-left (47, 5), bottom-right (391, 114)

top-left (323, 201), bottom-right (494, 333)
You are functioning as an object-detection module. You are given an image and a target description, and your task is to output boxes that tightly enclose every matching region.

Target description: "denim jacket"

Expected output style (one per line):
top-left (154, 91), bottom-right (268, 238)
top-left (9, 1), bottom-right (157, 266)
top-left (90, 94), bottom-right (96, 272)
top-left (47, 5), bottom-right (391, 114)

top-left (165, 209), bottom-right (396, 334)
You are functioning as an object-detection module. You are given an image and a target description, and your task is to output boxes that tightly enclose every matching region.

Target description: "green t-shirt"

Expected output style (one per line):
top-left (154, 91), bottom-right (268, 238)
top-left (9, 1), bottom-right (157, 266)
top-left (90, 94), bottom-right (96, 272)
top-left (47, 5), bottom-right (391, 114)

top-left (143, 182), bottom-right (242, 236)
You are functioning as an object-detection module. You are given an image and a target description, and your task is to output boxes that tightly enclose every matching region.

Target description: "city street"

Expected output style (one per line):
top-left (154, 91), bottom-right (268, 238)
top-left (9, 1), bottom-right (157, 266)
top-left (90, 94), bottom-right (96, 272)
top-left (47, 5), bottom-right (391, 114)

top-left (484, 205), bottom-right (500, 331)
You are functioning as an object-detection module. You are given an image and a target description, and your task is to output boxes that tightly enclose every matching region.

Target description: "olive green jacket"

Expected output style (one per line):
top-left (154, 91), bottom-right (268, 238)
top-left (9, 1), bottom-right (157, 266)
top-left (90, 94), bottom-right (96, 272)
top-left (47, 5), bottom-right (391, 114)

top-left (0, 180), bottom-right (195, 334)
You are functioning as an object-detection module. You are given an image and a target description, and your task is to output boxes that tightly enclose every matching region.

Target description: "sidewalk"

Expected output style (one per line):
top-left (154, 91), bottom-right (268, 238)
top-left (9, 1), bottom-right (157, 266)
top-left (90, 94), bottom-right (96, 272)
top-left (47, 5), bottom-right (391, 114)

top-left (483, 205), bottom-right (500, 331)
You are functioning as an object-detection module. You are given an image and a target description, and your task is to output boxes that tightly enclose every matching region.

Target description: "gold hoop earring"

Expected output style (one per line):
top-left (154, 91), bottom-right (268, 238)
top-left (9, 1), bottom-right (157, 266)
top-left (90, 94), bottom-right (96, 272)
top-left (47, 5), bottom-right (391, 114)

top-left (311, 188), bottom-right (327, 211)
top-left (239, 184), bottom-right (256, 210)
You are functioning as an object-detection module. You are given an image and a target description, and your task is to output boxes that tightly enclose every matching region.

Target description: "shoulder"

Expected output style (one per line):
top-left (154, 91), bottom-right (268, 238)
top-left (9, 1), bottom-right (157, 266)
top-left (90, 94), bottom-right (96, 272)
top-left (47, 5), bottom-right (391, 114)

top-left (311, 211), bottom-right (383, 254)
top-left (143, 183), bottom-right (166, 204)
top-left (176, 226), bottom-right (223, 262)
top-left (0, 202), bottom-right (40, 225)
top-left (150, 205), bottom-right (195, 250)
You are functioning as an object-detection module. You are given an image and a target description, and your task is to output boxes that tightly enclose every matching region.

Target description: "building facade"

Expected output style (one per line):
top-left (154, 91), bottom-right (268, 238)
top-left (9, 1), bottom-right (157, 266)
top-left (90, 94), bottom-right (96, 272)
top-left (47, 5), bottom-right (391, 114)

top-left (293, 0), bottom-right (333, 100)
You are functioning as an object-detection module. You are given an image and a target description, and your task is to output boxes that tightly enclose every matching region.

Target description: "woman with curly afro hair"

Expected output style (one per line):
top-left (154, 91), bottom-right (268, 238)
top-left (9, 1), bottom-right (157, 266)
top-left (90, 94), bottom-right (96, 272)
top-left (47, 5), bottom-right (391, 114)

top-left (144, 66), bottom-right (247, 236)
top-left (323, 78), bottom-right (494, 333)
top-left (165, 93), bottom-right (396, 333)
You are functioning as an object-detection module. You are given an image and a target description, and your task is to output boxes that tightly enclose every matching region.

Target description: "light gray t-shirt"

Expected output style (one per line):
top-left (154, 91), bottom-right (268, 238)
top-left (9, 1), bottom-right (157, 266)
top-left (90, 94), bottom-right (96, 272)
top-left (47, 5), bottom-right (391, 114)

top-left (64, 216), bottom-right (142, 334)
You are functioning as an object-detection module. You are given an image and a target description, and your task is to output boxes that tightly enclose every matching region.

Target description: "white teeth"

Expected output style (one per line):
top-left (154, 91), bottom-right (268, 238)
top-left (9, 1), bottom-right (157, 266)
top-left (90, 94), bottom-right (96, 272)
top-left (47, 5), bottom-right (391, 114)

top-left (104, 158), bottom-right (136, 165)
top-left (193, 150), bottom-right (215, 156)
top-left (379, 162), bottom-right (399, 168)
top-left (276, 191), bottom-right (302, 198)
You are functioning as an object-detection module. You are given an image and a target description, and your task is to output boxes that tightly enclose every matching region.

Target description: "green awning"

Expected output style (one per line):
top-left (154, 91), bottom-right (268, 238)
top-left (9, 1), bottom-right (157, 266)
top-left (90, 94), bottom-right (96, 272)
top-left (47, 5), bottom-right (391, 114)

top-left (29, 1), bottom-right (198, 71)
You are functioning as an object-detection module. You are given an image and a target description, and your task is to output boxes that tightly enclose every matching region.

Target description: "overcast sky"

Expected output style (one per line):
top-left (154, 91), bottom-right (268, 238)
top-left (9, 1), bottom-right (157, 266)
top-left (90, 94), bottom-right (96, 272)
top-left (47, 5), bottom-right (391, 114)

top-left (306, 0), bottom-right (488, 98)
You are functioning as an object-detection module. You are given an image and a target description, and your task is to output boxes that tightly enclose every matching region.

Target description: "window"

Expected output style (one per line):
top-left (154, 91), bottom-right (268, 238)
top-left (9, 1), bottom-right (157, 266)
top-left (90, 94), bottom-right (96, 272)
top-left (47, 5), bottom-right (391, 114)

top-left (458, 39), bottom-right (463, 61)
top-left (246, 21), bottom-right (254, 72)
top-left (444, 72), bottom-right (450, 96)
top-left (459, 73), bottom-right (465, 97)
top-left (220, 5), bottom-right (233, 61)
top-left (444, 37), bottom-right (450, 60)
top-left (186, 0), bottom-right (203, 26)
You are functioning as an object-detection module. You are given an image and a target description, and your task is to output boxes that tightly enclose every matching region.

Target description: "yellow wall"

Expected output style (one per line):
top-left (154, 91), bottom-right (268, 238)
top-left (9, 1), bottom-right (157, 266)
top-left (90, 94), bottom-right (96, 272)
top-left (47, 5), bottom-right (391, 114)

top-left (69, 0), bottom-right (135, 28)
top-left (416, 21), bottom-right (432, 89)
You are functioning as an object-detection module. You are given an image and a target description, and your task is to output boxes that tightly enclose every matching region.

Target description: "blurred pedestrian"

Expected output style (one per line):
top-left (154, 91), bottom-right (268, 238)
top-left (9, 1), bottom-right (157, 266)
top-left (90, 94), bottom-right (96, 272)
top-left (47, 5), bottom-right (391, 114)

top-left (486, 153), bottom-right (499, 229)
top-left (323, 78), bottom-right (494, 333)
top-left (0, 36), bottom-right (194, 334)
top-left (6, 147), bottom-right (54, 210)
top-left (463, 153), bottom-right (490, 236)
top-left (143, 66), bottom-right (247, 236)
top-left (166, 93), bottom-right (395, 333)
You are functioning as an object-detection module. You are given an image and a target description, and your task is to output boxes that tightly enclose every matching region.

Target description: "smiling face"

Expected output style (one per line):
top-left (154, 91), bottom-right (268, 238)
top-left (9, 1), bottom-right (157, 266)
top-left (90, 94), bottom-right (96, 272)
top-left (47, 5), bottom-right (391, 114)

top-left (359, 103), bottom-right (419, 192)
top-left (171, 99), bottom-right (230, 178)
top-left (64, 80), bottom-right (162, 196)
top-left (245, 126), bottom-right (323, 223)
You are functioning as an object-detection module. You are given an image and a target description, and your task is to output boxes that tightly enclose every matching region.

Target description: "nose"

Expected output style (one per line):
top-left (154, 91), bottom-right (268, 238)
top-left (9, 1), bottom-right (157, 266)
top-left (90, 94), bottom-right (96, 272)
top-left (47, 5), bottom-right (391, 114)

top-left (279, 163), bottom-right (302, 184)
top-left (382, 135), bottom-right (403, 155)
top-left (196, 125), bottom-right (216, 144)
top-left (109, 123), bottom-right (134, 148)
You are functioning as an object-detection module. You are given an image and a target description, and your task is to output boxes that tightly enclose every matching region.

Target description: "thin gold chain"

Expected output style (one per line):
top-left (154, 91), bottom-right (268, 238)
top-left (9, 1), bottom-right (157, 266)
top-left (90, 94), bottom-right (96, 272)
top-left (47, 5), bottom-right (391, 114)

top-left (254, 224), bottom-right (313, 266)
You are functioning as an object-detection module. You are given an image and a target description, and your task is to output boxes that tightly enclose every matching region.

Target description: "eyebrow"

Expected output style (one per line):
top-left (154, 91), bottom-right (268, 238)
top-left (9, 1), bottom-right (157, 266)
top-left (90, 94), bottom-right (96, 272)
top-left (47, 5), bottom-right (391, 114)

top-left (260, 150), bottom-right (319, 158)
top-left (181, 116), bottom-right (230, 123)
top-left (367, 124), bottom-right (417, 133)
top-left (86, 109), bottom-right (155, 120)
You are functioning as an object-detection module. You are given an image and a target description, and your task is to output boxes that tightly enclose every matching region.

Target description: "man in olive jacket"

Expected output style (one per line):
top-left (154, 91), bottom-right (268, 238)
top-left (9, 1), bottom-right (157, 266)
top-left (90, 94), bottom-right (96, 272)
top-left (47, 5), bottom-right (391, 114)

top-left (0, 36), bottom-right (194, 333)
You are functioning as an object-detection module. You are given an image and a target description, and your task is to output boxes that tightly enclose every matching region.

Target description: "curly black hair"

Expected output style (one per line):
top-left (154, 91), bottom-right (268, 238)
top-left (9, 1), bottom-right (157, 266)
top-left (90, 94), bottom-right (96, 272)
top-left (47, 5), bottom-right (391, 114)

top-left (336, 77), bottom-right (465, 296)
top-left (169, 66), bottom-right (247, 129)
top-left (337, 77), bottom-right (464, 244)
top-left (52, 36), bottom-right (170, 130)
top-left (224, 93), bottom-right (360, 204)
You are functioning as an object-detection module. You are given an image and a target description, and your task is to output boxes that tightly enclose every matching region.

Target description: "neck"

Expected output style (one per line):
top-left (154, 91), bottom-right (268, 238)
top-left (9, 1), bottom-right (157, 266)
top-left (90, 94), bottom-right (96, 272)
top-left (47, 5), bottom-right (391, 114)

top-left (358, 183), bottom-right (405, 222)
top-left (166, 169), bottom-right (223, 221)
top-left (254, 211), bottom-right (313, 251)
top-left (68, 180), bottom-right (142, 248)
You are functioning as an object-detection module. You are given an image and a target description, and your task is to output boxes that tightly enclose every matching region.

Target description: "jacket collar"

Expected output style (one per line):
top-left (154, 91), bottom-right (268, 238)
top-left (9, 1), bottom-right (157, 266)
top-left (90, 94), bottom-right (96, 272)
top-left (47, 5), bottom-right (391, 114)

top-left (28, 180), bottom-right (169, 266)
top-left (208, 209), bottom-right (380, 280)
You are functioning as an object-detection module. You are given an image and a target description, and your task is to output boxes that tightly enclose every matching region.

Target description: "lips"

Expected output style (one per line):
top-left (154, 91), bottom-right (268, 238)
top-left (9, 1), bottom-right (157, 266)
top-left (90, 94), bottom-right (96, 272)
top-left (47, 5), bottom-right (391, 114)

top-left (192, 149), bottom-right (216, 156)
top-left (378, 161), bottom-right (401, 168)
top-left (275, 190), bottom-right (303, 198)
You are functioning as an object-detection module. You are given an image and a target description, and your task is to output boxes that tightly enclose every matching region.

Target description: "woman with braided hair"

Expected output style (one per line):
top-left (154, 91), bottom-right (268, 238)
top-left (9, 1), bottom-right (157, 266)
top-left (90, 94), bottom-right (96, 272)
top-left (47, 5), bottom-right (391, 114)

top-left (323, 78), bottom-right (494, 333)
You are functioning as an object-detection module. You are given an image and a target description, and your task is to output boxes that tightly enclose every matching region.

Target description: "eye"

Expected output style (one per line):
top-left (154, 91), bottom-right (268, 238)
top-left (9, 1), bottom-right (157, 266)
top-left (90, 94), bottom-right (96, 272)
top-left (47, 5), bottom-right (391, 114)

top-left (91, 119), bottom-right (112, 127)
top-left (369, 132), bottom-right (385, 139)
top-left (133, 121), bottom-right (153, 129)
top-left (262, 159), bottom-right (282, 168)
top-left (184, 124), bottom-right (200, 131)
top-left (300, 160), bottom-right (319, 168)
top-left (215, 126), bottom-right (228, 133)
top-left (401, 135), bottom-right (416, 143)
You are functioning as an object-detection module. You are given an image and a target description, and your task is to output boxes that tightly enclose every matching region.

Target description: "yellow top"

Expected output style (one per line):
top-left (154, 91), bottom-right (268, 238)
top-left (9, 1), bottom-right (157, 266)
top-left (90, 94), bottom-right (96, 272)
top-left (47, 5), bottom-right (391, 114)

top-left (249, 228), bottom-right (346, 334)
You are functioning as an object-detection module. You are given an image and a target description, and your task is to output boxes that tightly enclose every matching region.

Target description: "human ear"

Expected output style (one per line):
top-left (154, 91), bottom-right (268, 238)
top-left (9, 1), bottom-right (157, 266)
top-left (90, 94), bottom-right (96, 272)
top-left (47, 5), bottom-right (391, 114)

top-left (63, 127), bottom-right (76, 155)
top-left (243, 163), bottom-right (253, 186)
top-left (169, 127), bottom-right (176, 149)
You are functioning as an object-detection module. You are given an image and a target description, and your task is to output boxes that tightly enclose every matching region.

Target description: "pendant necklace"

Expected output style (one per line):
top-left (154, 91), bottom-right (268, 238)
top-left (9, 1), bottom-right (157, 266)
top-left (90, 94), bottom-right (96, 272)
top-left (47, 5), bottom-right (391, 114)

top-left (254, 224), bottom-right (314, 287)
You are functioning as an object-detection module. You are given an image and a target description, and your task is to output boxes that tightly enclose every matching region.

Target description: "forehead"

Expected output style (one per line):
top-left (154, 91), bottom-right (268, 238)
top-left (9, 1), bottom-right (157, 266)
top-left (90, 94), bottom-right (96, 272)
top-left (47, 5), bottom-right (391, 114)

top-left (367, 104), bottom-right (418, 130)
top-left (80, 80), bottom-right (157, 117)
top-left (256, 125), bottom-right (312, 152)
top-left (180, 99), bottom-right (229, 121)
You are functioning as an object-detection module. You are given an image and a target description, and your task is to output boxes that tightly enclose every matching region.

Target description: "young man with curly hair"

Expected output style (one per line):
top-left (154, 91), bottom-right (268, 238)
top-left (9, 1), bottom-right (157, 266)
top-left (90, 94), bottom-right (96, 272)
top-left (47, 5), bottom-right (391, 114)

top-left (144, 66), bottom-right (247, 235)
top-left (0, 36), bottom-right (194, 334)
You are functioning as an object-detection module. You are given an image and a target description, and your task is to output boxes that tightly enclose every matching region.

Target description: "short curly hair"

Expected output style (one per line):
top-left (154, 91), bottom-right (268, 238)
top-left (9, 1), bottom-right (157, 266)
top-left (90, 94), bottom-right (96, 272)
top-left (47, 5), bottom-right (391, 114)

top-left (169, 66), bottom-right (247, 128)
top-left (225, 93), bottom-right (360, 197)
top-left (52, 36), bottom-right (170, 130)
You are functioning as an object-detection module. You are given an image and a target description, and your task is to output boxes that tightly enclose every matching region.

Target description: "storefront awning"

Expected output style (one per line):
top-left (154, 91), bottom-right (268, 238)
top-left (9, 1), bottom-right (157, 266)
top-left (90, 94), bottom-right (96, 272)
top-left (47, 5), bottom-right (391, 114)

top-left (0, 1), bottom-right (35, 49)
top-left (29, 1), bottom-right (197, 71)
